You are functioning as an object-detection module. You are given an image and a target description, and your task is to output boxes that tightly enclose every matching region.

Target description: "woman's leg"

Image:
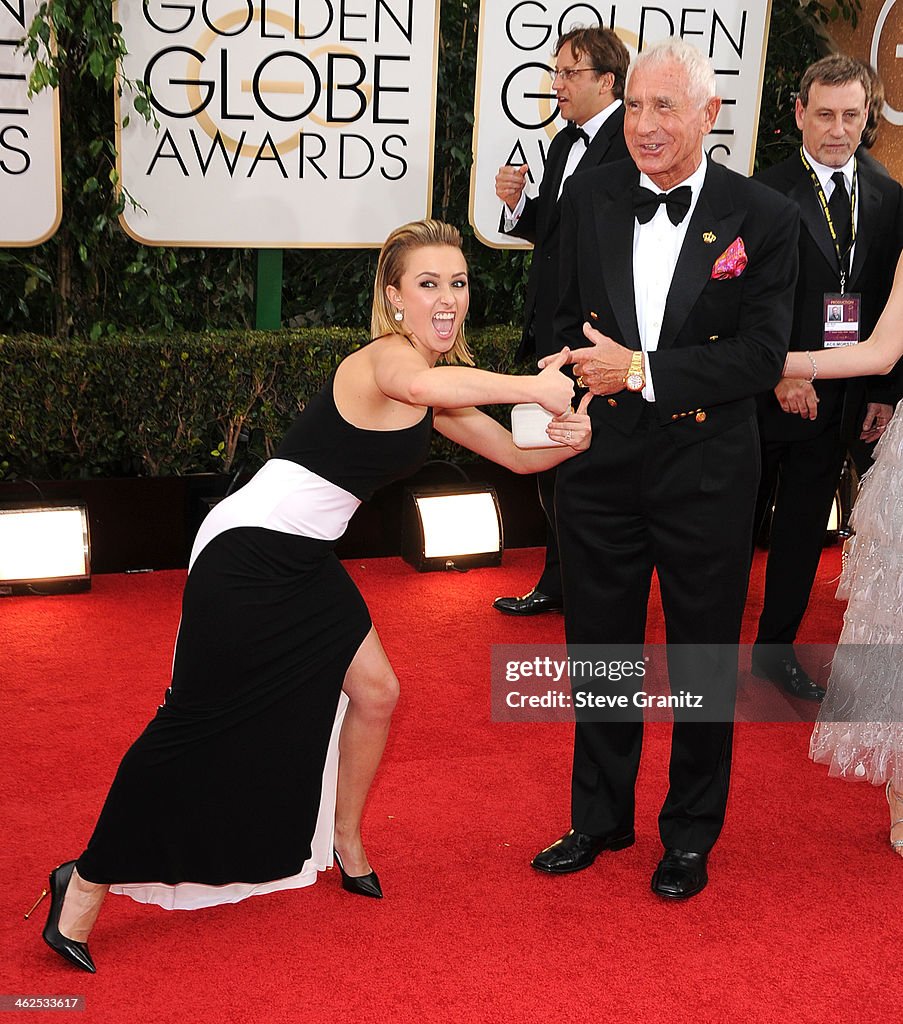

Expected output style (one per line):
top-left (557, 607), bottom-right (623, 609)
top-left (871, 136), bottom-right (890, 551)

top-left (57, 868), bottom-right (109, 941)
top-left (333, 626), bottom-right (399, 875)
top-left (888, 781), bottom-right (903, 858)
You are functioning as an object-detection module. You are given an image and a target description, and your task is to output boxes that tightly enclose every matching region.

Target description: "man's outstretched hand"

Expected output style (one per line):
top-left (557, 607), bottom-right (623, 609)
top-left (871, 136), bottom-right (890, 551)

top-left (539, 323), bottom-right (633, 395)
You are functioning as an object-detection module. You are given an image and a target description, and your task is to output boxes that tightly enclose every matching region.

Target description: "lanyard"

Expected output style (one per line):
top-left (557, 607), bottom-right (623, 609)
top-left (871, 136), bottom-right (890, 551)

top-left (800, 149), bottom-right (857, 294)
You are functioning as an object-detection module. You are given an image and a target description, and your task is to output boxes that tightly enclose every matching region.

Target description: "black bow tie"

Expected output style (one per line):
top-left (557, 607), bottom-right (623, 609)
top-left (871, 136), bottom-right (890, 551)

top-left (632, 184), bottom-right (692, 225)
top-left (563, 122), bottom-right (589, 146)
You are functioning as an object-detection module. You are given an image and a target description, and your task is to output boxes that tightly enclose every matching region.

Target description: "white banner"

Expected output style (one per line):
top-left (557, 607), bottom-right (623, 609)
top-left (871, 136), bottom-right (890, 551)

top-left (470, 2), bottom-right (773, 248)
top-left (0, 0), bottom-right (61, 246)
top-left (115, 1), bottom-right (440, 247)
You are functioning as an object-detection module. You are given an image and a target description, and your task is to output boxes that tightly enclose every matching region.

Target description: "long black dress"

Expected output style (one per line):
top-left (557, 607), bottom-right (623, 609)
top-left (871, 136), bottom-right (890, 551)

top-left (76, 370), bottom-right (432, 908)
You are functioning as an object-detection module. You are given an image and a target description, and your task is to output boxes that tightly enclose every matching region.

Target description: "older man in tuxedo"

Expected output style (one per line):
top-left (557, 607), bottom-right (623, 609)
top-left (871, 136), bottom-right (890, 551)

top-left (531, 40), bottom-right (799, 899)
top-left (492, 26), bottom-right (630, 617)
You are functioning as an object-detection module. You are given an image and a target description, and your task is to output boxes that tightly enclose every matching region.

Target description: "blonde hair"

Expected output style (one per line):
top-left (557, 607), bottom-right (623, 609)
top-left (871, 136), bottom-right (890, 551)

top-left (370, 219), bottom-right (474, 366)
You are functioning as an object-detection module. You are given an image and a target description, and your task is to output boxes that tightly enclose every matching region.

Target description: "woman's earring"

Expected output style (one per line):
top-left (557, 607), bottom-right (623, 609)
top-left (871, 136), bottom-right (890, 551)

top-left (394, 309), bottom-right (404, 322)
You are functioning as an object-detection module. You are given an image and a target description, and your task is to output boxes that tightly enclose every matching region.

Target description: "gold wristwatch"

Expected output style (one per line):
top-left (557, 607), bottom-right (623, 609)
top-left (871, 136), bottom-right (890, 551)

top-left (623, 351), bottom-right (645, 392)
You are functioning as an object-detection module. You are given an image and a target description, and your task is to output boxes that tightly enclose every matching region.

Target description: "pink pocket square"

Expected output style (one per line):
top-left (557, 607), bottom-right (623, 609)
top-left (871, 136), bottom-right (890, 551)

top-left (711, 237), bottom-right (747, 279)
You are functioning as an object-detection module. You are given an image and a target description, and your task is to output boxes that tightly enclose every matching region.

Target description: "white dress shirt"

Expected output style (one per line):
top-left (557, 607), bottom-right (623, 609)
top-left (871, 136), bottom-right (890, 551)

top-left (633, 156), bottom-right (709, 402)
top-left (503, 99), bottom-right (623, 229)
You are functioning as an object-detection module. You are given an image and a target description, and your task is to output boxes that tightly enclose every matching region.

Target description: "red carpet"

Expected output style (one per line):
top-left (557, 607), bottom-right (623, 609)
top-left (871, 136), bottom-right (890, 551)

top-left (1, 547), bottom-right (898, 1023)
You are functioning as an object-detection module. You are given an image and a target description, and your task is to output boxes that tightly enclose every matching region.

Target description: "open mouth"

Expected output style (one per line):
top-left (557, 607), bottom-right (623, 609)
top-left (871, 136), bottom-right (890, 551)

top-left (432, 311), bottom-right (455, 340)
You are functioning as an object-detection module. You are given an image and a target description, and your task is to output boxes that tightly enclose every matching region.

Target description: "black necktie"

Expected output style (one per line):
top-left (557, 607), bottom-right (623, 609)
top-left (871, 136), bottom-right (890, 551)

top-left (632, 184), bottom-right (692, 226)
top-left (828, 170), bottom-right (852, 269)
top-left (563, 122), bottom-right (589, 147)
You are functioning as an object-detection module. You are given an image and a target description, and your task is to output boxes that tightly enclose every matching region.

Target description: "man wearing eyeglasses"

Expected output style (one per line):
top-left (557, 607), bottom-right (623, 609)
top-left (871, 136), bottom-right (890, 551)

top-left (491, 27), bottom-right (630, 619)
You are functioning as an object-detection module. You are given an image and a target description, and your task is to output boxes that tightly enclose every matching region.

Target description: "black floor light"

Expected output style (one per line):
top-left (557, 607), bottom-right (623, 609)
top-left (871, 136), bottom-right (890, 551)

top-left (401, 482), bottom-right (503, 572)
top-left (0, 501), bottom-right (91, 595)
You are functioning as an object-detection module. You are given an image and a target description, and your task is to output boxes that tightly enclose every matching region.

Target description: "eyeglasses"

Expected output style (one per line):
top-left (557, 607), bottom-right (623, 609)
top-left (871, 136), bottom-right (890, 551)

top-left (548, 66), bottom-right (606, 83)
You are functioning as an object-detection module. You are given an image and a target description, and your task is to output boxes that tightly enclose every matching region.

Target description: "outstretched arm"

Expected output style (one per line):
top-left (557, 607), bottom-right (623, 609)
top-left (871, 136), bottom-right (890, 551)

top-left (784, 252), bottom-right (903, 381)
top-left (373, 343), bottom-right (575, 416)
top-left (434, 394), bottom-right (594, 474)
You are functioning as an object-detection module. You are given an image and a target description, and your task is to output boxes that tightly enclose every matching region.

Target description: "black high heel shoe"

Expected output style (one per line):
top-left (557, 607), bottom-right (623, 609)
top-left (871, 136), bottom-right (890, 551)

top-left (333, 849), bottom-right (383, 899)
top-left (25, 861), bottom-right (97, 973)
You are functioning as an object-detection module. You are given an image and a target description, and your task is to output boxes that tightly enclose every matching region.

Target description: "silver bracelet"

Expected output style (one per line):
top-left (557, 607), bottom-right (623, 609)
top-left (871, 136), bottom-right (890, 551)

top-left (805, 350), bottom-right (818, 383)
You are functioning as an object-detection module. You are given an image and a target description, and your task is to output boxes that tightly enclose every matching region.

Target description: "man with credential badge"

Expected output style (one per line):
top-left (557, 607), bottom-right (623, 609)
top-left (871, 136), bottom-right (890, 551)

top-left (530, 40), bottom-right (799, 900)
top-left (750, 54), bottom-right (903, 702)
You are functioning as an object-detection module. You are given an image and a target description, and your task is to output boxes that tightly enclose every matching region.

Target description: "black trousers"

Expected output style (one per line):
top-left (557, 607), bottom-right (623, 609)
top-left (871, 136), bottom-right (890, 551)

top-left (535, 466), bottom-right (563, 600)
top-left (753, 414), bottom-right (845, 646)
top-left (555, 408), bottom-right (760, 853)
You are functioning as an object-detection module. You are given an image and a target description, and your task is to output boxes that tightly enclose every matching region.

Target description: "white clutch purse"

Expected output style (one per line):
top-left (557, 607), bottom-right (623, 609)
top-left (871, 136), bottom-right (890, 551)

top-left (511, 403), bottom-right (565, 449)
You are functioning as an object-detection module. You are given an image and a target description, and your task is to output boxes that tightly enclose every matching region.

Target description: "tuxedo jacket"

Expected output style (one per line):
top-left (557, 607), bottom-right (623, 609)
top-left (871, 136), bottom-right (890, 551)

top-left (554, 157), bottom-right (800, 449)
top-left (754, 153), bottom-right (903, 441)
top-left (503, 106), bottom-right (629, 360)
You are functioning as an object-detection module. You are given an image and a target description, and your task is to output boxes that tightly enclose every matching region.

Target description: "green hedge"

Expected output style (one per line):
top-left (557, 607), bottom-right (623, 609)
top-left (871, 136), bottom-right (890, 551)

top-left (0, 327), bottom-right (522, 480)
top-left (2, 2), bottom-right (850, 338)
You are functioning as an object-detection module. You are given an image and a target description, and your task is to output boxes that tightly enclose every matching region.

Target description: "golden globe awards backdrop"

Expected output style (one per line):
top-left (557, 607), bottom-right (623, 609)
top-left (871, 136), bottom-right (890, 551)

top-left (828, 0), bottom-right (903, 180)
top-left (470, 1), bottom-right (773, 248)
top-left (115, 1), bottom-right (440, 247)
top-left (0, 0), bottom-right (62, 246)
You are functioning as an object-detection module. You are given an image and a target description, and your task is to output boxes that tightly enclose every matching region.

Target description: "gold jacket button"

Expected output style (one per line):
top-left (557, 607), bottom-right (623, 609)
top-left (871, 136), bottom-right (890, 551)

top-left (695, 411), bottom-right (707, 423)
top-left (671, 414), bottom-right (679, 420)
top-left (607, 398), bottom-right (618, 407)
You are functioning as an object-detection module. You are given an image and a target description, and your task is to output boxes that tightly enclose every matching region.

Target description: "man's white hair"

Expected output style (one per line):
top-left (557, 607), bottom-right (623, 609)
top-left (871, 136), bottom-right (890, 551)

top-left (627, 38), bottom-right (717, 107)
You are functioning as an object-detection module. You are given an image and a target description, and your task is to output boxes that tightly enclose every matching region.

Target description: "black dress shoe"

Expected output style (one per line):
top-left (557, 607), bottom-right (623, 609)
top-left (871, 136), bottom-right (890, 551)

top-left (531, 828), bottom-right (635, 874)
top-left (32, 861), bottom-right (97, 972)
top-left (492, 589), bottom-right (563, 616)
top-left (651, 849), bottom-right (708, 900)
top-left (334, 850), bottom-right (383, 899)
top-left (751, 647), bottom-right (826, 701)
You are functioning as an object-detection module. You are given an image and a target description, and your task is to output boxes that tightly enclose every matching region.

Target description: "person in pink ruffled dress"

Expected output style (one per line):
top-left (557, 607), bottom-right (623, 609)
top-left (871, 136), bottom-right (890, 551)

top-left (784, 256), bottom-right (903, 858)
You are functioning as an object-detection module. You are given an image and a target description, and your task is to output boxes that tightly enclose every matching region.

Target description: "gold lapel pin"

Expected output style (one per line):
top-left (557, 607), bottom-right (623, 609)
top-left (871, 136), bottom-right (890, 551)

top-left (702, 231), bottom-right (717, 244)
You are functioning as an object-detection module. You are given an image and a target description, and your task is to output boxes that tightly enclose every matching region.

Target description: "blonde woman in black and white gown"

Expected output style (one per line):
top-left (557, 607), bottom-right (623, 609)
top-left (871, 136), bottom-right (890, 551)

top-left (783, 252), bottom-right (903, 858)
top-left (32, 220), bottom-right (596, 972)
